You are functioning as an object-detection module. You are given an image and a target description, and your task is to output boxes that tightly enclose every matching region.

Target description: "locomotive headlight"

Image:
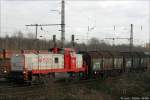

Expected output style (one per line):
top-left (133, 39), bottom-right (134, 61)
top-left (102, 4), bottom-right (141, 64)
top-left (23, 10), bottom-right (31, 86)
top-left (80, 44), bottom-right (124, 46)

top-left (23, 71), bottom-right (26, 74)
top-left (4, 70), bottom-right (7, 73)
top-left (95, 71), bottom-right (97, 74)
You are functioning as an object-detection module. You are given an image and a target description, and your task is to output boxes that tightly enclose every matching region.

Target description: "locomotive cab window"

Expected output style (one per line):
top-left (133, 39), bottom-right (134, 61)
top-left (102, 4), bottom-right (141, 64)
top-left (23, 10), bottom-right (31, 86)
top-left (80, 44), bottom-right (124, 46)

top-left (54, 57), bottom-right (59, 63)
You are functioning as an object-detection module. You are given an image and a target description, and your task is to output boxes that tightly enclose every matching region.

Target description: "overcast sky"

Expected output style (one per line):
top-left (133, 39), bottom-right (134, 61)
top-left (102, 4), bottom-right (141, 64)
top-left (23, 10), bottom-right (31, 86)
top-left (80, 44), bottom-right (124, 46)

top-left (0, 0), bottom-right (150, 45)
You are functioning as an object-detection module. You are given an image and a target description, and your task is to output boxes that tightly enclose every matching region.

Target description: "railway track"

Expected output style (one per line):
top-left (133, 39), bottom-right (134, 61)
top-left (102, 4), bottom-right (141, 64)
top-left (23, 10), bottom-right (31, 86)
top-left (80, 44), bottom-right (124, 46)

top-left (0, 79), bottom-right (98, 98)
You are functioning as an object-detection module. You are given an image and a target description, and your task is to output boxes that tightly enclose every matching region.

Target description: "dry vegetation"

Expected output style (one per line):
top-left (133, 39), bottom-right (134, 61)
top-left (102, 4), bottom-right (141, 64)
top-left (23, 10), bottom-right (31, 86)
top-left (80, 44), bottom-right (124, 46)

top-left (0, 32), bottom-right (148, 52)
top-left (0, 71), bottom-right (150, 100)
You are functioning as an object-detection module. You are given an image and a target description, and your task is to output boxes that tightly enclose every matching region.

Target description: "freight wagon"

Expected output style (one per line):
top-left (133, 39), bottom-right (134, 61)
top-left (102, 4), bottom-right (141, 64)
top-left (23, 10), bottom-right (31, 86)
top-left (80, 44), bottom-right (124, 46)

top-left (80, 51), bottom-right (123, 78)
top-left (136, 52), bottom-right (149, 71)
top-left (81, 51), bottom-right (150, 79)
top-left (144, 52), bottom-right (150, 70)
top-left (111, 51), bottom-right (123, 71)
top-left (121, 52), bottom-right (149, 72)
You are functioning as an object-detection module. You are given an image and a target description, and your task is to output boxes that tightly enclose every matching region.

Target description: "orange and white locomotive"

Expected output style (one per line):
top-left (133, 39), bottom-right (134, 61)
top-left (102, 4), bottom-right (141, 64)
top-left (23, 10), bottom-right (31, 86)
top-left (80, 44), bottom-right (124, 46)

top-left (10, 48), bottom-right (88, 82)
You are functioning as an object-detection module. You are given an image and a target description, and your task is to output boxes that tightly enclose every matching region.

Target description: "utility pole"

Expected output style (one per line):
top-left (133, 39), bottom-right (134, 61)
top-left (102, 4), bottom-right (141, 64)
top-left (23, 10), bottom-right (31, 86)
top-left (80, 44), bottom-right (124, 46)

top-left (87, 26), bottom-right (96, 43)
top-left (61, 0), bottom-right (65, 48)
top-left (149, 30), bottom-right (150, 52)
top-left (53, 35), bottom-right (56, 48)
top-left (25, 24), bottom-right (61, 39)
top-left (26, 0), bottom-right (65, 48)
top-left (130, 24), bottom-right (133, 53)
top-left (130, 24), bottom-right (133, 68)
top-left (104, 26), bottom-right (116, 46)
top-left (26, 24), bottom-right (38, 39)
top-left (113, 25), bottom-right (115, 46)
top-left (71, 34), bottom-right (75, 48)
top-left (25, 24), bottom-right (61, 49)
top-left (105, 38), bottom-right (115, 46)
top-left (35, 24), bottom-right (38, 39)
top-left (105, 37), bottom-right (129, 51)
top-left (105, 24), bottom-right (134, 52)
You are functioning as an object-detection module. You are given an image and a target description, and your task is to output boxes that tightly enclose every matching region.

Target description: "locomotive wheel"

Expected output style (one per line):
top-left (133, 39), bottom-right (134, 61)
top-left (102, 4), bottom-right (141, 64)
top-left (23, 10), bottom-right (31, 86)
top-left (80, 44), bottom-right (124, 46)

top-left (39, 74), bottom-right (49, 86)
top-left (78, 72), bottom-right (84, 79)
top-left (32, 75), bottom-right (41, 85)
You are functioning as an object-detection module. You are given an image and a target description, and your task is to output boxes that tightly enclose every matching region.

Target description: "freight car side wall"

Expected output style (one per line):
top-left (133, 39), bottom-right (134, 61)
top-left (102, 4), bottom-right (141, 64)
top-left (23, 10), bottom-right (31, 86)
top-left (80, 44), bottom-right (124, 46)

top-left (147, 56), bottom-right (150, 70)
top-left (114, 58), bottom-right (123, 69)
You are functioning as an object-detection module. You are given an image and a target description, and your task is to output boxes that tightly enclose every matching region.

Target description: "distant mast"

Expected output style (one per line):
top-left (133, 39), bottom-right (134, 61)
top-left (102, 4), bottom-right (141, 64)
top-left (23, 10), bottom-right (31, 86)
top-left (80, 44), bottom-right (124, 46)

top-left (61, 0), bottom-right (65, 48)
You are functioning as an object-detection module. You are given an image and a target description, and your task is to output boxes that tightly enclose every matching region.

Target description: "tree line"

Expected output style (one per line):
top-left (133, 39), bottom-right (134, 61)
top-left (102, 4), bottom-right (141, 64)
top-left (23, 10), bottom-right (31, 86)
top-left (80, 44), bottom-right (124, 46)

top-left (0, 31), bottom-right (149, 52)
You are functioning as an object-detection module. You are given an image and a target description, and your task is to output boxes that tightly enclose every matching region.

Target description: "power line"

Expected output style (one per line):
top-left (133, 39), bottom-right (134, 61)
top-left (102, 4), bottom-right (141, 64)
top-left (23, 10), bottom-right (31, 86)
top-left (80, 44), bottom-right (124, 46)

top-left (25, 24), bottom-right (61, 39)
top-left (25, 0), bottom-right (65, 48)
top-left (104, 24), bottom-right (134, 52)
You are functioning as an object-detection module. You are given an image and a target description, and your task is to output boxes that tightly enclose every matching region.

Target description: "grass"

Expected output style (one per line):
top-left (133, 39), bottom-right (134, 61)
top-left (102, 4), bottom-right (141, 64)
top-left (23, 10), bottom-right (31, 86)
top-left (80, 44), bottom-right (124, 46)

top-left (0, 71), bottom-right (150, 100)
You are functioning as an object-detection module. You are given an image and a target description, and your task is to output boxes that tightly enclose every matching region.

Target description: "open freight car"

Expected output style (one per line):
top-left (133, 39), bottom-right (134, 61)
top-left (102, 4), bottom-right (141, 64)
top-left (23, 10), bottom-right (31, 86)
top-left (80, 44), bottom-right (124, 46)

top-left (136, 52), bottom-right (149, 71)
top-left (111, 51), bottom-right (124, 73)
top-left (80, 51), bottom-right (123, 79)
top-left (121, 52), bottom-right (148, 72)
top-left (144, 52), bottom-right (150, 70)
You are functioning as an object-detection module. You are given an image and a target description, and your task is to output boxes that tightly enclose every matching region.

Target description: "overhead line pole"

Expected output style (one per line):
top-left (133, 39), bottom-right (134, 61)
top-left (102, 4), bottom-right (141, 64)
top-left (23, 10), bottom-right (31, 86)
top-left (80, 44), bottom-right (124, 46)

top-left (61, 0), bottom-right (65, 48)
top-left (149, 27), bottom-right (150, 52)
top-left (25, 24), bottom-right (61, 49)
top-left (25, 24), bottom-right (61, 39)
top-left (130, 24), bottom-right (133, 68)
top-left (35, 24), bottom-right (38, 39)
top-left (113, 25), bottom-right (115, 46)
top-left (105, 37), bottom-right (130, 46)
top-left (26, 0), bottom-right (65, 48)
top-left (130, 24), bottom-right (133, 53)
